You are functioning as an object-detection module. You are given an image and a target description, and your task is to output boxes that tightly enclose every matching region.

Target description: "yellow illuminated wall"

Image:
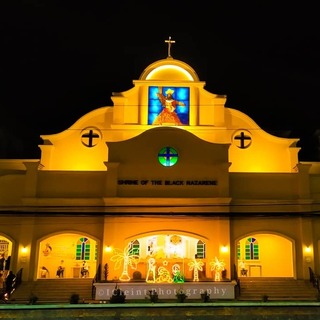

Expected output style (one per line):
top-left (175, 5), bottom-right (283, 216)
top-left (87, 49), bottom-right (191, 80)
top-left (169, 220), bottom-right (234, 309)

top-left (38, 57), bottom-right (299, 173)
top-left (37, 234), bottom-right (97, 279)
top-left (237, 233), bottom-right (294, 277)
top-left (1, 45), bottom-right (320, 286)
top-left (103, 216), bottom-right (230, 281)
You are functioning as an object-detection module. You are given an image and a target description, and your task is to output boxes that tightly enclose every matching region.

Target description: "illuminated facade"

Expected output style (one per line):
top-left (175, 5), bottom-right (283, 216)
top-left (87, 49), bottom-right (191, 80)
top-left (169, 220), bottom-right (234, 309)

top-left (1, 38), bottom-right (320, 294)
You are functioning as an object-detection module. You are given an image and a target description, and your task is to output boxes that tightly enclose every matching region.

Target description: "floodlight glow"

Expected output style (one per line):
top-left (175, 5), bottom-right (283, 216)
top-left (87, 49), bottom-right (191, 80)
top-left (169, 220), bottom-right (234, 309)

top-left (146, 65), bottom-right (193, 81)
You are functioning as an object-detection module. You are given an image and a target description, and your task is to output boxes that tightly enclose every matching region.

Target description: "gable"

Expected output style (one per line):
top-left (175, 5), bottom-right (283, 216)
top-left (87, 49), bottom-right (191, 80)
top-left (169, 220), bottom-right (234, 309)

top-left (106, 127), bottom-right (230, 198)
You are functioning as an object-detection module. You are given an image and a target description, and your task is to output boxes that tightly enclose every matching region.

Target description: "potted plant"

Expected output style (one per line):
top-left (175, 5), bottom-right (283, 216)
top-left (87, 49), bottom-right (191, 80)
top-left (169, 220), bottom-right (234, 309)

top-left (200, 290), bottom-right (210, 302)
top-left (110, 284), bottom-right (126, 303)
top-left (28, 292), bottom-right (38, 305)
top-left (147, 289), bottom-right (159, 303)
top-left (104, 263), bottom-right (109, 281)
top-left (69, 293), bottom-right (80, 304)
top-left (176, 288), bottom-right (187, 303)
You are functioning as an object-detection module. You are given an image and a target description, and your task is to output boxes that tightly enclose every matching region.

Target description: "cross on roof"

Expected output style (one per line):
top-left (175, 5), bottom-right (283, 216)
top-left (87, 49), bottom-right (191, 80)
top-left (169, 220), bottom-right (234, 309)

top-left (234, 131), bottom-right (252, 149)
top-left (81, 129), bottom-right (100, 147)
top-left (165, 36), bottom-right (175, 58)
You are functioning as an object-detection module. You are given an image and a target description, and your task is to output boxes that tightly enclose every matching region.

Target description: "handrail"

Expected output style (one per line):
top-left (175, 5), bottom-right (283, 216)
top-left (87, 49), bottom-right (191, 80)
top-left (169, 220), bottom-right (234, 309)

top-left (92, 264), bottom-right (101, 299)
top-left (233, 264), bottom-right (241, 297)
top-left (14, 268), bottom-right (23, 290)
top-left (309, 267), bottom-right (320, 291)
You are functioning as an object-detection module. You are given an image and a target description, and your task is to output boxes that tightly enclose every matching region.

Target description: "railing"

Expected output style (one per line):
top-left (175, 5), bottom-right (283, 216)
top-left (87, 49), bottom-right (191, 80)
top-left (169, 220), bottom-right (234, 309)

top-left (5, 268), bottom-right (23, 297)
top-left (309, 267), bottom-right (320, 291)
top-left (92, 264), bottom-right (101, 299)
top-left (14, 268), bottom-right (23, 290)
top-left (233, 264), bottom-right (241, 298)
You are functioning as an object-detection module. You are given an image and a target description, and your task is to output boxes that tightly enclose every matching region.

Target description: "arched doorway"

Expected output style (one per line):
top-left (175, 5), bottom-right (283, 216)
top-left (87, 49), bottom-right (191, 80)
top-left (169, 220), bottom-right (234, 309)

top-left (107, 233), bottom-right (210, 282)
top-left (236, 233), bottom-right (294, 277)
top-left (37, 233), bottom-right (98, 279)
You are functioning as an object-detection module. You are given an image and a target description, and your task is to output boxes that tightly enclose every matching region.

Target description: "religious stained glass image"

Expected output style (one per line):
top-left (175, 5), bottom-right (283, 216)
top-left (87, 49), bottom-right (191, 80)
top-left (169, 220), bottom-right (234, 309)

top-left (148, 86), bottom-right (189, 125)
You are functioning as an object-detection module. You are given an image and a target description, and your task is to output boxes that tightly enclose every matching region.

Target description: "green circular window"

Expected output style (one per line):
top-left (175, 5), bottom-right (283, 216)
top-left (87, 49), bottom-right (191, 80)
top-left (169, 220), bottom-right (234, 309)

top-left (158, 147), bottom-right (179, 167)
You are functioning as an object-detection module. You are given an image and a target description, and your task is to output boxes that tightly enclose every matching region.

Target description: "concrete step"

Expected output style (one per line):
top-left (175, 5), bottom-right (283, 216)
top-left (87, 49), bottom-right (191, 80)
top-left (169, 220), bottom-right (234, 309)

top-left (10, 278), bottom-right (93, 304)
top-left (237, 277), bottom-right (319, 301)
top-left (10, 277), bottom-right (319, 303)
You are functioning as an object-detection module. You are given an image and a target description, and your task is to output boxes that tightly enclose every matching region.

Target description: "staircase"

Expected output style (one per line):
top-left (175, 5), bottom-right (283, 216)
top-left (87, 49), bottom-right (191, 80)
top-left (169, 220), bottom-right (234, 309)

top-left (10, 277), bottom-right (319, 304)
top-left (9, 278), bottom-right (93, 304)
top-left (237, 277), bottom-right (319, 301)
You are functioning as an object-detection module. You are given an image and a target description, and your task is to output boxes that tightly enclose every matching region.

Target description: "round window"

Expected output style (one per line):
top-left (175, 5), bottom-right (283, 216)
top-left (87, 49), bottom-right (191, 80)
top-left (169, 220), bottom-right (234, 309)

top-left (158, 147), bottom-right (178, 167)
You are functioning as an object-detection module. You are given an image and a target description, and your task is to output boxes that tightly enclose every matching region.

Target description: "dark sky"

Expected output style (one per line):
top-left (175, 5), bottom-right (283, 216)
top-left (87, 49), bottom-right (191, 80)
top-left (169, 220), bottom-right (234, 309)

top-left (1, 1), bottom-right (320, 160)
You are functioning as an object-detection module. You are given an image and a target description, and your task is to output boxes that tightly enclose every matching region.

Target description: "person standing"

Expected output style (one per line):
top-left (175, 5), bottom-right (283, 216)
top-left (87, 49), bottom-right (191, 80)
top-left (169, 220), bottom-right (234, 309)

top-left (0, 254), bottom-right (5, 272)
top-left (0, 272), bottom-right (4, 293)
top-left (4, 255), bottom-right (10, 278)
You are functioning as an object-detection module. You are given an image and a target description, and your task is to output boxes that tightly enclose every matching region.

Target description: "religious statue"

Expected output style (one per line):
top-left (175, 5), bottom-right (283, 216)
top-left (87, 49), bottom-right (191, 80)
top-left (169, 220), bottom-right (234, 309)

top-left (146, 258), bottom-right (156, 283)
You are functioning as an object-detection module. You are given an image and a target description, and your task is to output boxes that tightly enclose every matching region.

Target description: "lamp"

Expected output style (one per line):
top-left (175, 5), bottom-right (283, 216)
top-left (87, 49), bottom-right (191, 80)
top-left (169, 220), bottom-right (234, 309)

top-left (105, 246), bottom-right (112, 253)
top-left (305, 246), bottom-right (312, 253)
top-left (20, 246), bottom-right (28, 263)
top-left (221, 245), bottom-right (228, 253)
top-left (21, 247), bottom-right (28, 254)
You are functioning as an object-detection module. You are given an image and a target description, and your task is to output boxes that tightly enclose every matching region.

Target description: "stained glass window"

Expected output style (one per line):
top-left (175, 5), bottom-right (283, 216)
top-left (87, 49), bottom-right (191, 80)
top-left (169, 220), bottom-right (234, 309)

top-left (245, 237), bottom-right (259, 260)
top-left (196, 240), bottom-right (206, 259)
top-left (128, 240), bottom-right (140, 256)
top-left (158, 147), bottom-right (178, 167)
top-left (148, 86), bottom-right (189, 125)
top-left (237, 242), bottom-right (241, 260)
top-left (76, 237), bottom-right (90, 260)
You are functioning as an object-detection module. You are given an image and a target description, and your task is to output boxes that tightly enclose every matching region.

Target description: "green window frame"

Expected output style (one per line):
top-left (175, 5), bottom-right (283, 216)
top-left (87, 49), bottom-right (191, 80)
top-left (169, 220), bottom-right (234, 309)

top-left (76, 237), bottom-right (90, 261)
top-left (128, 240), bottom-right (140, 256)
top-left (245, 237), bottom-right (259, 260)
top-left (196, 240), bottom-right (206, 259)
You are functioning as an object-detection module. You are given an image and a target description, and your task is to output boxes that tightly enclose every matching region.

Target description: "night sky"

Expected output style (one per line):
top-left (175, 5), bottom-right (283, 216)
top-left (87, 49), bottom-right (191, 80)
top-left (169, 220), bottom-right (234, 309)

top-left (1, 1), bottom-right (320, 160)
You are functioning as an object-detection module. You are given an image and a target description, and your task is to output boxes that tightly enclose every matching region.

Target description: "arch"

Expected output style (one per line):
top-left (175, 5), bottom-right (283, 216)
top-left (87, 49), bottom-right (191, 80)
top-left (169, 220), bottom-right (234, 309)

top-left (36, 231), bottom-right (99, 280)
top-left (235, 231), bottom-right (295, 278)
top-left (109, 230), bottom-right (209, 281)
top-left (139, 58), bottom-right (199, 81)
top-left (126, 229), bottom-right (209, 242)
top-left (125, 231), bottom-right (206, 260)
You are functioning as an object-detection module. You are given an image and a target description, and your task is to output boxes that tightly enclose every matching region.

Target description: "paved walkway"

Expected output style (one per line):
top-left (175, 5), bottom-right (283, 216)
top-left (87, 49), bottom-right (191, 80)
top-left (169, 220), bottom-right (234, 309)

top-left (1, 301), bottom-right (320, 319)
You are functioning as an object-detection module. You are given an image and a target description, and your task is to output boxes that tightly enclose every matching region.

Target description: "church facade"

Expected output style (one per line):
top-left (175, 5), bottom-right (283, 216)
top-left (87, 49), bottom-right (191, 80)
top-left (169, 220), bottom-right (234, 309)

top-left (1, 39), bottom-right (320, 294)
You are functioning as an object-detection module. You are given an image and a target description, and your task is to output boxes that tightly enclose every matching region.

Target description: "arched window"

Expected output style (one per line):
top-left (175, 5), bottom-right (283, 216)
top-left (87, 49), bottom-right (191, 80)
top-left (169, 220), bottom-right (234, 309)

top-left (245, 237), bottom-right (259, 260)
top-left (0, 240), bottom-right (9, 252)
top-left (76, 237), bottom-right (90, 260)
top-left (196, 240), bottom-right (206, 258)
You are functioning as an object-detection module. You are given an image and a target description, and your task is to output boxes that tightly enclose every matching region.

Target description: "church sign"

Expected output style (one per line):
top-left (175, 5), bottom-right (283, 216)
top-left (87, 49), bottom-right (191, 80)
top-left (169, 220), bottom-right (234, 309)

top-left (118, 179), bottom-right (218, 186)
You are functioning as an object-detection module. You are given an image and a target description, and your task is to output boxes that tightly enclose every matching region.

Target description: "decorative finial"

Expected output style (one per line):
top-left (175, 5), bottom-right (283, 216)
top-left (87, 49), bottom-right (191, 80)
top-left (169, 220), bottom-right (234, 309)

top-left (165, 36), bottom-right (175, 58)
